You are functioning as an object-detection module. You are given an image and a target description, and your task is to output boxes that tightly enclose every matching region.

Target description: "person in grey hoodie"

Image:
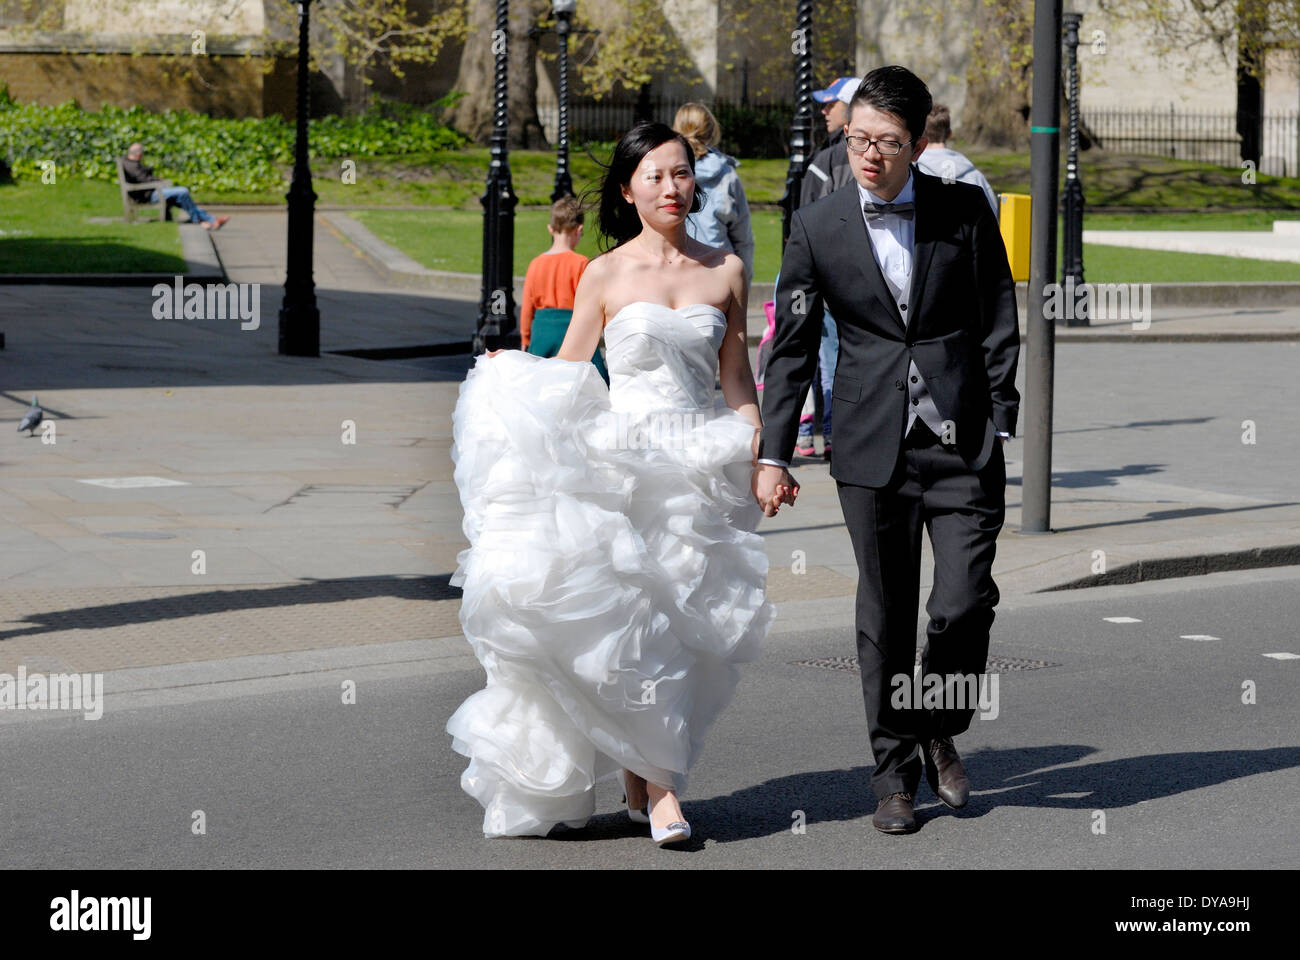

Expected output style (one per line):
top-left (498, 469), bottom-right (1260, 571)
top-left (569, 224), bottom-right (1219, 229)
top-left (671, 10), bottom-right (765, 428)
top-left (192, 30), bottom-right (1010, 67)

top-left (915, 104), bottom-right (999, 214)
top-left (673, 103), bottom-right (754, 283)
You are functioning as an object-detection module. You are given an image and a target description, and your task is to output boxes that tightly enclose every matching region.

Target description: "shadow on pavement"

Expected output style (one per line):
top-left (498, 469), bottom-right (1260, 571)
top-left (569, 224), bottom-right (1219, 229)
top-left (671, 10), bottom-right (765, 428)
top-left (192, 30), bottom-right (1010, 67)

top-left (1053, 416), bottom-right (1215, 435)
top-left (0, 237), bottom-right (187, 275)
top-left (1055, 501), bottom-right (1300, 533)
top-left (584, 744), bottom-right (1300, 845)
top-left (1007, 463), bottom-right (1166, 489)
top-left (0, 288), bottom-right (484, 386)
top-left (0, 574), bottom-right (460, 643)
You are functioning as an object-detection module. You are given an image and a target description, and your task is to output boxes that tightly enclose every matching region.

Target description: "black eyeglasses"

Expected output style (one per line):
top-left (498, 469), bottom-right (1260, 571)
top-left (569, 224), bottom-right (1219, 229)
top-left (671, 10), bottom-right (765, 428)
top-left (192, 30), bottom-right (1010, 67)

top-left (845, 135), bottom-right (912, 157)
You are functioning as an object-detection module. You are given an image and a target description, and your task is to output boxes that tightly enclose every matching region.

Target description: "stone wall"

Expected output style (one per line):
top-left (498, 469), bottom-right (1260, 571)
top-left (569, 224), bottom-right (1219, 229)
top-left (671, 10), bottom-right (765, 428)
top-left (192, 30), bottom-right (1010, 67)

top-left (0, 49), bottom-right (300, 117)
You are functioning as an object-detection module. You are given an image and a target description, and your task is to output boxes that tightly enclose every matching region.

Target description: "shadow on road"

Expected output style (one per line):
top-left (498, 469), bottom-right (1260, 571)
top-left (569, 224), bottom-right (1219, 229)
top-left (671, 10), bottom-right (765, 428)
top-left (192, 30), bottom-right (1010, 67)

top-left (550, 744), bottom-right (1300, 846)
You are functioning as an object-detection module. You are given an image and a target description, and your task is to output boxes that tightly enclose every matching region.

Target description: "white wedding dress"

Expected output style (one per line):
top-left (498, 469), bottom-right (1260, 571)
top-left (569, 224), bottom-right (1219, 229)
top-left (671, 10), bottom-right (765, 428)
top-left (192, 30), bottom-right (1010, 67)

top-left (447, 300), bottom-right (777, 837)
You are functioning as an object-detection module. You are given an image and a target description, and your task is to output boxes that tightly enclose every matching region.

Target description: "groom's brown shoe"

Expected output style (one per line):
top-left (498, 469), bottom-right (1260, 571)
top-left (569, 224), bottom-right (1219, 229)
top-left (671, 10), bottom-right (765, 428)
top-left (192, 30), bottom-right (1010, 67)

top-left (872, 792), bottom-right (917, 834)
top-left (923, 736), bottom-right (971, 809)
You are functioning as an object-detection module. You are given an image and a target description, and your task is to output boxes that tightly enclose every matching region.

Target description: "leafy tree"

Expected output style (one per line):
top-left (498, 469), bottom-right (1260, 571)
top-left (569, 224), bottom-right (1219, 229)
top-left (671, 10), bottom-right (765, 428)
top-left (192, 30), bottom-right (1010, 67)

top-left (267, 0), bottom-right (467, 113)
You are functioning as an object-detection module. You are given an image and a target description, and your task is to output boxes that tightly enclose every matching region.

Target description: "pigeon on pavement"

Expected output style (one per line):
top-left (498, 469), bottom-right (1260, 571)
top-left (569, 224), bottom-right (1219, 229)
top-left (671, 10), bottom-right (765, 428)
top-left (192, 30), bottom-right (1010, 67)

top-left (17, 395), bottom-right (42, 436)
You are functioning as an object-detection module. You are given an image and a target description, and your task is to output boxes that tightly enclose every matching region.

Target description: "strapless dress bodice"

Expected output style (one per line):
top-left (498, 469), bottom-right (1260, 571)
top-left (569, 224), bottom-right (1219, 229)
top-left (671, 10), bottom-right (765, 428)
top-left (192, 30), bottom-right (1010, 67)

top-left (603, 301), bottom-right (728, 413)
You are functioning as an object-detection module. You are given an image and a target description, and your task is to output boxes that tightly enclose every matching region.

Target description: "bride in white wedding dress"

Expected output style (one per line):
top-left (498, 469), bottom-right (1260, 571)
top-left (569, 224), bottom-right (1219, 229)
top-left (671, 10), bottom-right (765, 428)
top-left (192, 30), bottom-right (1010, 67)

top-left (447, 122), bottom-right (796, 845)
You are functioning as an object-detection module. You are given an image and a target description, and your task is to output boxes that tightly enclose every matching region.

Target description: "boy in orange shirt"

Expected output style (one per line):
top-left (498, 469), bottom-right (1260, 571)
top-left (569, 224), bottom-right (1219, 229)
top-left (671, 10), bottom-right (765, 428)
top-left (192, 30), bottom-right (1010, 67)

top-left (521, 196), bottom-right (608, 382)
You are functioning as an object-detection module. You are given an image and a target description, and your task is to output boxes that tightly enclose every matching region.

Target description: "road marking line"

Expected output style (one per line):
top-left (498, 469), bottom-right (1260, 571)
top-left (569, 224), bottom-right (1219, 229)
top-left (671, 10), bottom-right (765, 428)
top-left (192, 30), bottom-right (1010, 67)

top-left (78, 476), bottom-right (190, 488)
top-left (1180, 634), bottom-right (1220, 641)
top-left (1104, 616), bottom-right (1142, 623)
top-left (1262, 652), bottom-right (1299, 660)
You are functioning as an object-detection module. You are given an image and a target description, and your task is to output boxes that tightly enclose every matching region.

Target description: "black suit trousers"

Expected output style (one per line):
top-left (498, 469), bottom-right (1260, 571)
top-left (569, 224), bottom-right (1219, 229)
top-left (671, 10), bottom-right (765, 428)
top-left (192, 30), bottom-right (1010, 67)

top-left (835, 418), bottom-right (1006, 800)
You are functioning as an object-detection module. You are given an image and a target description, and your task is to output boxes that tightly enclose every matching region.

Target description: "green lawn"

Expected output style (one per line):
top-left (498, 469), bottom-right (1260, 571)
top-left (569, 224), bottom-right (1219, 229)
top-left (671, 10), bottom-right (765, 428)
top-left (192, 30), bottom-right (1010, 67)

top-left (1072, 243), bottom-right (1300, 282)
top-left (0, 178), bottom-right (186, 274)
top-left (283, 147), bottom-right (1300, 212)
top-left (205, 148), bottom-right (619, 208)
top-left (965, 149), bottom-right (1300, 211)
top-left (371, 208), bottom-right (607, 272)
top-left (351, 145), bottom-right (1300, 282)
top-left (9, 146), bottom-right (1300, 279)
top-left (1079, 210), bottom-right (1300, 231)
top-left (208, 146), bottom-right (1300, 211)
top-left (403, 207), bottom-right (1300, 283)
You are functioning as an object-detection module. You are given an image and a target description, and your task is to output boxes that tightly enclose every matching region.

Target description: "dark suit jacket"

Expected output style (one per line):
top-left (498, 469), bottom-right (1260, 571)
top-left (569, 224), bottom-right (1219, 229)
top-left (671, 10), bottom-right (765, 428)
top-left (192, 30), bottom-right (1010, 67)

top-left (759, 166), bottom-right (1020, 488)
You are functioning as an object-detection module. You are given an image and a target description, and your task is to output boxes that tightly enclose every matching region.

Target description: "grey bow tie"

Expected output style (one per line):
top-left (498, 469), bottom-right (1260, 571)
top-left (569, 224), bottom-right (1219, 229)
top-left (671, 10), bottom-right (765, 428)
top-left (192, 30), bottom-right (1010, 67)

top-left (862, 201), bottom-right (915, 221)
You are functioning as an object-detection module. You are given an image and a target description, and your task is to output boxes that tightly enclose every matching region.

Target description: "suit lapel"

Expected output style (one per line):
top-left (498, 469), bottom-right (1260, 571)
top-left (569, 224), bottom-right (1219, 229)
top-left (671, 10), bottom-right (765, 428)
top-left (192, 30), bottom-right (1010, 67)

top-left (906, 166), bottom-right (939, 327)
top-left (835, 185), bottom-right (906, 336)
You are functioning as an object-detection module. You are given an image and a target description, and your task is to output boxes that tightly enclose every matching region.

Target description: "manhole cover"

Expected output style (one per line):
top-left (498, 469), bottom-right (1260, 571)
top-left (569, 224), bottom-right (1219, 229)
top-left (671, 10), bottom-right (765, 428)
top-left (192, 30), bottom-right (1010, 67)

top-left (790, 655), bottom-right (861, 673)
top-left (790, 654), bottom-right (1059, 673)
top-left (267, 483), bottom-right (424, 511)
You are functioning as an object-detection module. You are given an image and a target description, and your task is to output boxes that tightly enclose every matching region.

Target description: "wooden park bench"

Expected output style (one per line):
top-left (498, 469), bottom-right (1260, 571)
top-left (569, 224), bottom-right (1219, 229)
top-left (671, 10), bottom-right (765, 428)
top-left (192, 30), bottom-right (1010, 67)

top-left (116, 157), bottom-right (173, 223)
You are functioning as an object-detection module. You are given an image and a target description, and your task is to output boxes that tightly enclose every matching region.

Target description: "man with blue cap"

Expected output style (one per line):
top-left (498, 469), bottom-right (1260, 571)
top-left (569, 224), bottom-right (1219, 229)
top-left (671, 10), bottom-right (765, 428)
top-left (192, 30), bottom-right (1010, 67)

top-left (788, 76), bottom-right (861, 462)
top-left (802, 76), bottom-right (861, 206)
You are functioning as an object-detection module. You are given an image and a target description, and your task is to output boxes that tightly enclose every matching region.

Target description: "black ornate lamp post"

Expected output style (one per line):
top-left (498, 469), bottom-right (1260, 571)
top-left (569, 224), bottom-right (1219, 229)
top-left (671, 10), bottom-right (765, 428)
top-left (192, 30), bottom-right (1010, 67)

top-left (531, 1), bottom-right (596, 201)
top-left (780, 0), bottom-right (814, 249)
top-left (633, 82), bottom-right (652, 123)
top-left (279, 0), bottom-right (320, 357)
top-left (550, 0), bottom-right (576, 201)
top-left (1060, 11), bottom-right (1088, 325)
top-left (476, 0), bottom-right (519, 355)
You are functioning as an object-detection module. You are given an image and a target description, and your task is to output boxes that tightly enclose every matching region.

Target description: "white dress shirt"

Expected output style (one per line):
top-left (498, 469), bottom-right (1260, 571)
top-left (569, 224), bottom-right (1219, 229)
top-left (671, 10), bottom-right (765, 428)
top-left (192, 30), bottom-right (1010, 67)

top-left (859, 172), bottom-right (916, 308)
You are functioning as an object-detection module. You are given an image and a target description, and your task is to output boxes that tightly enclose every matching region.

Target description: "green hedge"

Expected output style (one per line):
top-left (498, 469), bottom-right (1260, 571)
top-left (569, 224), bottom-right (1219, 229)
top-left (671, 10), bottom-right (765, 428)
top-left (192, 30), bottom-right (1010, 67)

top-left (712, 102), bottom-right (793, 160)
top-left (0, 89), bottom-right (466, 194)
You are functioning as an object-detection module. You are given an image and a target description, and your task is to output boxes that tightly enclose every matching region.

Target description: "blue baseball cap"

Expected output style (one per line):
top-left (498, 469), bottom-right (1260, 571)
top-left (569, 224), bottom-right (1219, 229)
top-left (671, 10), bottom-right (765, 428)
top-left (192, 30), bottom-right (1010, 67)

top-left (812, 77), bottom-right (861, 104)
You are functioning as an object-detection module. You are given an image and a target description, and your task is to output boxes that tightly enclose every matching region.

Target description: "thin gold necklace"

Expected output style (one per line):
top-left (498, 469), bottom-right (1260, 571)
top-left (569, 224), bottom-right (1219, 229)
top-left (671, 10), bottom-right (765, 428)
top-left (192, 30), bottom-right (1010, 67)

top-left (637, 240), bottom-right (685, 266)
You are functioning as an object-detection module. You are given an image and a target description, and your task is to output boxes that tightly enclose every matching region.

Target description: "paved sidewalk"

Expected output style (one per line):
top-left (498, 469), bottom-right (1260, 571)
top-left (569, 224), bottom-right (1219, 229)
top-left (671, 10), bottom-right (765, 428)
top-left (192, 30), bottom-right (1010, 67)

top-left (1084, 222), bottom-right (1300, 263)
top-left (207, 208), bottom-right (475, 349)
top-left (1, 208), bottom-right (1297, 680)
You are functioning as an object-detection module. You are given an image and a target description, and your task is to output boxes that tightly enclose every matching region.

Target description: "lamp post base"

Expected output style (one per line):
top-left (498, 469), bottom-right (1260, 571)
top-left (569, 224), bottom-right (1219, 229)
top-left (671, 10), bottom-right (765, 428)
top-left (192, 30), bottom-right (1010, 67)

top-left (278, 301), bottom-right (320, 356)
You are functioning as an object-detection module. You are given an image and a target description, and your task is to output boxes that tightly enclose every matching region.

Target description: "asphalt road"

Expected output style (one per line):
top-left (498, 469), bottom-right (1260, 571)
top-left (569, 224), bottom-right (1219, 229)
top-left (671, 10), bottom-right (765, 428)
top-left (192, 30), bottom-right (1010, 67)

top-left (2, 565), bottom-right (1296, 870)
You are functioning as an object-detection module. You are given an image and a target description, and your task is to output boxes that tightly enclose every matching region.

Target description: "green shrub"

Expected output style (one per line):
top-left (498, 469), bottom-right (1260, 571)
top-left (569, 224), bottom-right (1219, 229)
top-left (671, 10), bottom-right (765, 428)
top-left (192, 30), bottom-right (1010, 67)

top-left (0, 93), bottom-right (466, 194)
top-left (712, 102), bottom-right (791, 160)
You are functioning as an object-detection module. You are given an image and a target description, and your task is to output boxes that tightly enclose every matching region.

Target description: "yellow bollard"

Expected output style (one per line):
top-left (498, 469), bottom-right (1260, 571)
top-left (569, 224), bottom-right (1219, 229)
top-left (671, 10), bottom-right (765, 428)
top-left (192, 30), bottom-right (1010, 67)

top-left (999, 192), bottom-right (1031, 282)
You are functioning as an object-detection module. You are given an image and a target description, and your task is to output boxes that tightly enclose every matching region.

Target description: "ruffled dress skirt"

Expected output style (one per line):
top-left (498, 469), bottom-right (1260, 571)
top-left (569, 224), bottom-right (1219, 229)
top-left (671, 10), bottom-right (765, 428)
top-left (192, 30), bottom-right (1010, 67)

top-left (447, 308), bottom-right (775, 837)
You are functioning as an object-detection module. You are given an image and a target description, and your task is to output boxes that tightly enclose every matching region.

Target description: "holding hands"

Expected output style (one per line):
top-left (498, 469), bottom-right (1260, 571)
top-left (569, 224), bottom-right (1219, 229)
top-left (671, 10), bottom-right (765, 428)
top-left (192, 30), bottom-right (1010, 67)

top-left (748, 430), bottom-right (798, 517)
top-left (751, 462), bottom-right (799, 517)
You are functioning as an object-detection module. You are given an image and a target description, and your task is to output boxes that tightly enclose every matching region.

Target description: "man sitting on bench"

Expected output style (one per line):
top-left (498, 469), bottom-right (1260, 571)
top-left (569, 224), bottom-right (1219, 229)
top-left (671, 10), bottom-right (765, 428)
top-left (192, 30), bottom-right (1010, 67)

top-left (121, 143), bottom-right (230, 231)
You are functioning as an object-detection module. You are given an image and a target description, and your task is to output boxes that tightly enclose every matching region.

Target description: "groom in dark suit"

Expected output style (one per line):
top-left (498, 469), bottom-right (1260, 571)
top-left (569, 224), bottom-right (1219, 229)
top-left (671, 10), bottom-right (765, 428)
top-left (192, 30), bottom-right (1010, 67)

top-left (754, 65), bottom-right (1020, 834)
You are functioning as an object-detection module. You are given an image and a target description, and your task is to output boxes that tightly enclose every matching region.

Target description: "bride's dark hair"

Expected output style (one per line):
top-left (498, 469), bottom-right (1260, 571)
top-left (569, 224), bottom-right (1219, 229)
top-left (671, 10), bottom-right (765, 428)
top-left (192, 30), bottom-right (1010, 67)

top-left (593, 121), bottom-right (706, 251)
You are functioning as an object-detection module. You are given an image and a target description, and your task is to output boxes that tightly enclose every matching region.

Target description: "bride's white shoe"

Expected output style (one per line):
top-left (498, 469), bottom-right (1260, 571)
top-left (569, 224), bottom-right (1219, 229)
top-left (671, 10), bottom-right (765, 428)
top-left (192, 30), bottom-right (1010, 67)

top-left (650, 815), bottom-right (691, 846)
top-left (648, 791), bottom-right (691, 846)
top-left (622, 771), bottom-right (651, 824)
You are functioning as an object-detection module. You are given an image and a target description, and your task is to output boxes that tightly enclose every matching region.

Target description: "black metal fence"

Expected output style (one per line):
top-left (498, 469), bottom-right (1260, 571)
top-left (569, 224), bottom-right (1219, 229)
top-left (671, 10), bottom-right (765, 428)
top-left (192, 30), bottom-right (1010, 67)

top-left (537, 97), bottom-right (796, 158)
top-left (538, 99), bottom-right (1300, 175)
top-left (1084, 106), bottom-right (1300, 177)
